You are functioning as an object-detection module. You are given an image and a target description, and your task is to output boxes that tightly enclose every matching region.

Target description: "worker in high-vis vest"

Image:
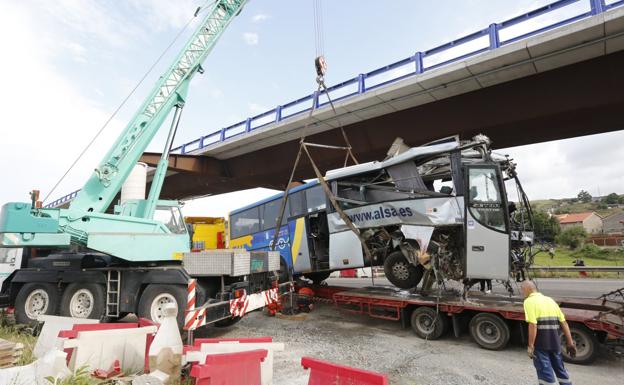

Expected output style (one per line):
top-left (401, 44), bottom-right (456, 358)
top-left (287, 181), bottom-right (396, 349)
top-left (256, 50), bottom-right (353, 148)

top-left (521, 280), bottom-right (576, 385)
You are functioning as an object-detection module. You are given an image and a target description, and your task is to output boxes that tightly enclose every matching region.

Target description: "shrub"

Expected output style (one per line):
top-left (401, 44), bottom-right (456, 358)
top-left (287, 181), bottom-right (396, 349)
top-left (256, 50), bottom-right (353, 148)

top-left (556, 226), bottom-right (587, 249)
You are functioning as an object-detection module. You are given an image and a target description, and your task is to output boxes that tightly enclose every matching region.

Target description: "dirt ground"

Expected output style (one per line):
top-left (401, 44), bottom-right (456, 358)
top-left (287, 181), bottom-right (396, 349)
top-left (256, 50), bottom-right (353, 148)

top-left (194, 302), bottom-right (623, 385)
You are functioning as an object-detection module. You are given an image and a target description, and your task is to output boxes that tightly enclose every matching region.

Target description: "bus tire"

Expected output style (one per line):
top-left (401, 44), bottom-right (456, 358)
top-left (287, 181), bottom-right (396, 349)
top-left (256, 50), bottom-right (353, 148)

top-left (138, 284), bottom-right (186, 329)
top-left (561, 323), bottom-right (598, 365)
top-left (469, 313), bottom-right (510, 350)
top-left (410, 306), bottom-right (448, 340)
top-left (305, 271), bottom-right (331, 285)
top-left (14, 283), bottom-right (61, 325)
top-left (60, 283), bottom-right (106, 320)
top-left (384, 251), bottom-right (423, 289)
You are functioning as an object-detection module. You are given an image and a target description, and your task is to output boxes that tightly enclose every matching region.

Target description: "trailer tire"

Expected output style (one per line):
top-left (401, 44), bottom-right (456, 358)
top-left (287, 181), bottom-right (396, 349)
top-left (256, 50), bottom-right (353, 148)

top-left (60, 283), bottom-right (106, 320)
top-left (561, 324), bottom-right (598, 365)
top-left (138, 284), bottom-right (186, 329)
top-left (410, 306), bottom-right (448, 340)
top-left (305, 271), bottom-right (331, 285)
top-left (14, 283), bottom-right (60, 325)
top-left (384, 251), bottom-right (424, 289)
top-left (469, 313), bottom-right (510, 350)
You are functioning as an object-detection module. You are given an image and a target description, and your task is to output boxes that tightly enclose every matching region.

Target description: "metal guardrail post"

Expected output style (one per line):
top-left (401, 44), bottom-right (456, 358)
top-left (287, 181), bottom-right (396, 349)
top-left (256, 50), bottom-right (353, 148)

top-left (220, 128), bottom-right (226, 141)
top-left (357, 74), bottom-right (366, 94)
top-left (414, 52), bottom-right (424, 74)
top-left (488, 23), bottom-right (500, 49)
top-left (275, 105), bottom-right (283, 122)
top-left (313, 91), bottom-right (320, 109)
top-left (245, 117), bottom-right (252, 132)
top-left (591, 0), bottom-right (605, 15)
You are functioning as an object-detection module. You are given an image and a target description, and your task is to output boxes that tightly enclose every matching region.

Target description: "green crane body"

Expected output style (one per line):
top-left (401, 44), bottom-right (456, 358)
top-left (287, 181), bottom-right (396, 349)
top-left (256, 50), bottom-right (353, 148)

top-left (0, 0), bottom-right (248, 262)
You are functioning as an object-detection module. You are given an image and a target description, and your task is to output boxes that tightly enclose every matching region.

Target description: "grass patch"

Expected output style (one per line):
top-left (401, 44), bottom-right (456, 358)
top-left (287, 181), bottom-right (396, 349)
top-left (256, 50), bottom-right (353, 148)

top-left (0, 324), bottom-right (36, 366)
top-left (532, 246), bottom-right (624, 279)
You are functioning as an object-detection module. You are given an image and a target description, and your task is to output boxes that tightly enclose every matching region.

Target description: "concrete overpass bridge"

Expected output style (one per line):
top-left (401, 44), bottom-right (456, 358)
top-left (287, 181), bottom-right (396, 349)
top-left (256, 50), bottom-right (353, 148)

top-left (47, 0), bottom-right (624, 208)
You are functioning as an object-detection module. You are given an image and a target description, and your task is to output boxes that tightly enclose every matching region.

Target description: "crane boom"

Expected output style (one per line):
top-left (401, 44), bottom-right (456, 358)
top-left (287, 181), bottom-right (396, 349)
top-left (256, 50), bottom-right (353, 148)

top-left (0, 0), bottom-right (248, 262)
top-left (71, 0), bottom-right (248, 214)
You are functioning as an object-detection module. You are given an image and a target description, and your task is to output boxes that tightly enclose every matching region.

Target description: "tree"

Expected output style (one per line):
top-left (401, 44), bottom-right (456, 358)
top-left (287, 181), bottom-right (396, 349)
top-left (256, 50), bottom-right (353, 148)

top-left (556, 226), bottom-right (588, 250)
top-left (577, 190), bottom-right (592, 203)
top-left (604, 193), bottom-right (620, 205)
top-left (532, 210), bottom-right (561, 242)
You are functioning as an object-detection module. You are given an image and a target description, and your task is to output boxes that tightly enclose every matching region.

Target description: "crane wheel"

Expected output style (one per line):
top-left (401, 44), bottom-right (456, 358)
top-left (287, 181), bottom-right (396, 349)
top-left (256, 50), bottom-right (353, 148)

top-left (60, 283), bottom-right (106, 320)
top-left (138, 284), bottom-right (186, 329)
top-left (14, 283), bottom-right (61, 325)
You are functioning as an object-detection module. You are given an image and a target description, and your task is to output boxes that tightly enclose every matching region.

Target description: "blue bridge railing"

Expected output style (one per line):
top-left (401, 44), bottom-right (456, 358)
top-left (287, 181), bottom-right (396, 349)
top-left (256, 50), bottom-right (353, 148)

top-left (45, 0), bottom-right (623, 208)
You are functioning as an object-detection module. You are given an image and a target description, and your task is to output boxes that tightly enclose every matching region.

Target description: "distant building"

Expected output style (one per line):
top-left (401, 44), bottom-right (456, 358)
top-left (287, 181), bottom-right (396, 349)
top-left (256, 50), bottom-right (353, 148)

top-left (555, 212), bottom-right (603, 234)
top-left (602, 211), bottom-right (624, 234)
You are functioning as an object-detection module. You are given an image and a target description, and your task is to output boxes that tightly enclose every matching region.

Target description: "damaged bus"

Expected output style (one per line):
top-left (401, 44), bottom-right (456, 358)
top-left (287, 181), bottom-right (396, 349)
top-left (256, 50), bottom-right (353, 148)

top-left (228, 135), bottom-right (537, 289)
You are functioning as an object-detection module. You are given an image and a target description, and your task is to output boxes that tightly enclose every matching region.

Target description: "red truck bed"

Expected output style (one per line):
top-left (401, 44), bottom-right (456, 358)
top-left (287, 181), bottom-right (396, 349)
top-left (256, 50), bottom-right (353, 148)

top-left (308, 284), bottom-right (624, 364)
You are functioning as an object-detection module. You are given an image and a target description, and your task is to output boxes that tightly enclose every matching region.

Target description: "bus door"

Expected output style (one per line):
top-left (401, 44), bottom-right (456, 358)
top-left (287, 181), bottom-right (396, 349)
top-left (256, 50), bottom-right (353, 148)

top-left (464, 165), bottom-right (510, 280)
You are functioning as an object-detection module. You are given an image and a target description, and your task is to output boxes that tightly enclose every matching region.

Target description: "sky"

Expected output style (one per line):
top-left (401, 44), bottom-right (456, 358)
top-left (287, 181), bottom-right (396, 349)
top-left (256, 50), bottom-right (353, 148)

top-left (0, 0), bottom-right (622, 218)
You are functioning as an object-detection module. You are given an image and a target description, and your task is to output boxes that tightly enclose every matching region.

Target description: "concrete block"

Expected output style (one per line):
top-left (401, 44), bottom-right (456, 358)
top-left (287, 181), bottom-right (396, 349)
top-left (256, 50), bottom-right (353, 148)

top-left (429, 78), bottom-right (482, 100)
top-left (352, 103), bottom-right (396, 120)
top-left (417, 61), bottom-right (473, 90)
top-left (527, 16), bottom-right (605, 58)
top-left (604, 5), bottom-right (624, 34)
top-left (606, 35), bottom-right (624, 54)
top-left (63, 326), bottom-right (157, 373)
top-left (476, 62), bottom-right (537, 88)
top-left (373, 78), bottom-right (426, 102)
top-left (341, 94), bottom-right (387, 113)
top-left (386, 92), bottom-right (436, 112)
top-left (34, 315), bottom-right (99, 359)
top-left (466, 40), bottom-right (531, 75)
top-left (533, 42), bottom-right (605, 72)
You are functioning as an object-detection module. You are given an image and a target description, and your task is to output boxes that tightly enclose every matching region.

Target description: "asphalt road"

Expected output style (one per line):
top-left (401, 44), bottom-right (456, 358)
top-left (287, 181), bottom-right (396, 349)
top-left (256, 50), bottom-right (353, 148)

top-left (325, 277), bottom-right (623, 298)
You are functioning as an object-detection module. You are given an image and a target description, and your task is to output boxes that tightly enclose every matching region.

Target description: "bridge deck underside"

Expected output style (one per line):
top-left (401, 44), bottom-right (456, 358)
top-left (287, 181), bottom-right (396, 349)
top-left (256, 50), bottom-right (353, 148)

top-left (146, 51), bottom-right (624, 200)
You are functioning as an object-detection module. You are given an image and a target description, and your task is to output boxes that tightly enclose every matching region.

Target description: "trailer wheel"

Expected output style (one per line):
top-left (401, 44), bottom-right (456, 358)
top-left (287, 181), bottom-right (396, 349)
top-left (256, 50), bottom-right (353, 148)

top-left (384, 251), bottom-right (424, 289)
top-left (410, 306), bottom-right (448, 340)
top-left (305, 271), bottom-right (331, 285)
top-left (14, 283), bottom-right (60, 325)
top-left (561, 324), bottom-right (598, 365)
top-left (60, 283), bottom-right (106, 320)
top-left (138, 284), bottom-right (186, 329)
top-left (469, 313), bottom-right (510, 350)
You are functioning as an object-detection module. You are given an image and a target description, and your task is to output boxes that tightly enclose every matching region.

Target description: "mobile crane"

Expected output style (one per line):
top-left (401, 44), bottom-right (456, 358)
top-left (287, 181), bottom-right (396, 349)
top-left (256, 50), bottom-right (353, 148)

top-left (0, 0), bottom-right (281, 328)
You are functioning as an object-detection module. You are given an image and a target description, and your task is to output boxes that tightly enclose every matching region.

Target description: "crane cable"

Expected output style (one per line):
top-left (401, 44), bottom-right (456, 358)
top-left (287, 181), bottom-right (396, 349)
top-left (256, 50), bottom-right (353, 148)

top-left (270, 1), bottom-right (370, 275)
top-left (42, 1), bottom-right (216, 204)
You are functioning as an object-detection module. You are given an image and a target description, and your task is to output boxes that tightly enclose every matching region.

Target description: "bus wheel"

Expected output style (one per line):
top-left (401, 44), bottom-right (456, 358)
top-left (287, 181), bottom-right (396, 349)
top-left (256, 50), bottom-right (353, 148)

top-left (60, 283), bottom-right (106, 320)
top-left (138, 284), bottom-right (186, 329)
top-left (15, 283), bottom-right (60, 325)
top-left (305, 271), bottom-right (331, 285)
top-left (410, 306), bottom-right (449, 340)
top-left (561, 324), bottom-right (598, 365)
top-left (469, 313), bottom-right (510, 350)
top-left (384, 251), bottom-right (423, 289)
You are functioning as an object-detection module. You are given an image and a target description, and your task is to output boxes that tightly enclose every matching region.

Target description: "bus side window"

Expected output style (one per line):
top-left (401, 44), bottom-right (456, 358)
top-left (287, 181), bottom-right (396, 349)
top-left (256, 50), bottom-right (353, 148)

top-left (306, 185), bottom-right (326, 212)
top-left (231, 207), bottom-right (261, 238)
top-left (289, 191), bottom-right (306, 218)
top-left (262, 199), bottom-right (289, 231)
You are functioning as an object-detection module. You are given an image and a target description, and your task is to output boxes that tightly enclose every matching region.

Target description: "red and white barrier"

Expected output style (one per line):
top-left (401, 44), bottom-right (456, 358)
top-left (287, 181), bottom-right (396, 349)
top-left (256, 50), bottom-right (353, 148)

top-left (185, 285), bottom-right (280, 331)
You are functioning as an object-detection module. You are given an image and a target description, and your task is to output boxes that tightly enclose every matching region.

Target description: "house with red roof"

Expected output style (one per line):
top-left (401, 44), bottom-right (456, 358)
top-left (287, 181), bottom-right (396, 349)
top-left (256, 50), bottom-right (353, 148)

top-left (555, 212), bottom-right (603, 234)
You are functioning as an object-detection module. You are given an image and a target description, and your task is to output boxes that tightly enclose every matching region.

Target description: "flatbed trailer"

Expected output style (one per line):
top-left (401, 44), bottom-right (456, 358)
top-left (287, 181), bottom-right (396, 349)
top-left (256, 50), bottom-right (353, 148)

top-left (309, 284), bottom-right (624, 365)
